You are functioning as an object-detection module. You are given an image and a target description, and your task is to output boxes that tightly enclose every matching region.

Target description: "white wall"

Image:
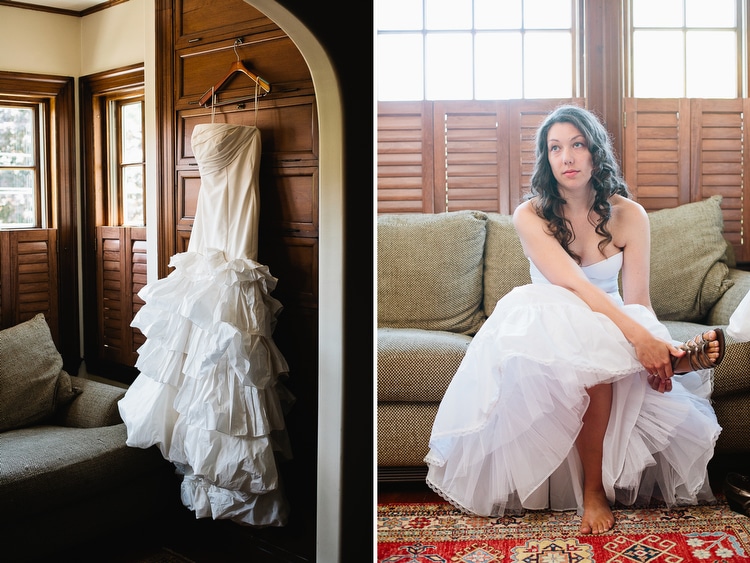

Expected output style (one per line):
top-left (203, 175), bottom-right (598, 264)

top-left (0, 7), bottom-right (81, 75)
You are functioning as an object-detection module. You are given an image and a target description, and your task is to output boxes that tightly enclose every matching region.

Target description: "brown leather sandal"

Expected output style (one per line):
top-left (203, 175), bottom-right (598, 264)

top-left (671, 328), bottom-right (726, 373)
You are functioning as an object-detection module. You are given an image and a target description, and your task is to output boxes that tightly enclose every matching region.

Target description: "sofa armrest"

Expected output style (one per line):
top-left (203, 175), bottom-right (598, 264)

top-left (55, 376), bottom-right (126, 428)
top-left (706, 268), bottom-right (750, 326)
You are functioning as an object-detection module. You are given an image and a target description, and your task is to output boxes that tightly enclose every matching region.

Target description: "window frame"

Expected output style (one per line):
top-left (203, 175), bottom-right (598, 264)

top-left (0, 98), bottom-right (51, 229)
top-left (107, 93), bottom-right (146, 227)
top-left (623, 0), bottom-right (746, 98)
top-left (376, 0), bottom-right (583, 101)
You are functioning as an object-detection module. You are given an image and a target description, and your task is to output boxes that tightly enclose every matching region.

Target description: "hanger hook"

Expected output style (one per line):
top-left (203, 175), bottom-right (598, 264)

top-left (233, 37), bottom-right (243, 62)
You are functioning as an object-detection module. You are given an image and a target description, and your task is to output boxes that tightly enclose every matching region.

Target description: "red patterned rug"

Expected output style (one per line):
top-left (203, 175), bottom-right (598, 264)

top-left (377, 500), bottom-right (750, 562)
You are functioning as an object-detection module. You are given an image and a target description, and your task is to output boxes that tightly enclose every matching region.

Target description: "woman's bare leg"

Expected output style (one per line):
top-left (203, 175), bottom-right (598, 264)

top-left (576, 383), bottom-right (615, 534)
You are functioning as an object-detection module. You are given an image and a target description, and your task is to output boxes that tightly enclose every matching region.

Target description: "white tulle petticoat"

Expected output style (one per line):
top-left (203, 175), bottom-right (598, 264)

top-left (118, 248), bottom-right (293, 527)
top-left (425, 284), bottom-right (721, 518)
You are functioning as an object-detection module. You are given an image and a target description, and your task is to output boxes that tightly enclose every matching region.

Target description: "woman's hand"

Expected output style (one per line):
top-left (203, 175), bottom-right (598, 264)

top-left (632, 331), bottom-right (685, 393)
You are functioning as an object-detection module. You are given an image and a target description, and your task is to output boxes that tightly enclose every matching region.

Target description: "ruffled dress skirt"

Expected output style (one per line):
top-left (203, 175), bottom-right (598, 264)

top-left (118, 248), bottom-right (292, 526)
top-left (425, 283), bottom-right (721, 517)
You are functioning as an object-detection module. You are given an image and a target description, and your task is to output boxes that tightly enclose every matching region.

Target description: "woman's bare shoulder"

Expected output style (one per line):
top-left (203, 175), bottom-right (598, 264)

top-left (610, 195), bottom-right (648, 222)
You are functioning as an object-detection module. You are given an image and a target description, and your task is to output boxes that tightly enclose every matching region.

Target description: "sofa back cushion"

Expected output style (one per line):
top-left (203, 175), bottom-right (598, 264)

top-left (483, 213), bottom-right (532, 316)
top-left (649, 195), bottom-right (733, 321)
top-left (377, 210), bottom-right (487, 335)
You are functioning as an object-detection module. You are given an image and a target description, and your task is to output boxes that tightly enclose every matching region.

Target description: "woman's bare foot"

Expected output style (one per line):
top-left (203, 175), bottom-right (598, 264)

top-left (672, 329), bottom-right (725, 374)
top-left (579, 489), bottom-right (614, 534)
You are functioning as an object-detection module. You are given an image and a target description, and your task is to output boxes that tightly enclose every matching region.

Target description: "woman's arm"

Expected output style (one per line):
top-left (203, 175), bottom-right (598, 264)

top-left (512, 200), bottom-right (681, 386)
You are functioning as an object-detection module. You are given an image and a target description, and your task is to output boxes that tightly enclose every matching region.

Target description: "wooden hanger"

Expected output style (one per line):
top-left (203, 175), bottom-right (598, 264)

top-left (198, 39), bottom-right (271, 107)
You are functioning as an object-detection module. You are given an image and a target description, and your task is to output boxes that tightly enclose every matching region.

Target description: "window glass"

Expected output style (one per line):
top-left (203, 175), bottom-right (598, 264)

top-left (378, 34), bottom-right (424, 100)
top-left (523, 0), bottom-right (571, 29)
top-left (524, 31), bottom-right (572, 98)
top-left (425, 0), bottom-right (472, 30)
top-left (425, 32), bottom-right (473, 99)
top-left (685, 0), bottom-right (735, 27)
top-left (686, 31), bottom-right (737, 97)
top-left (633, 30), bottom-right (684, 97)
top-left (120, 101), bottom-right (144, 226)
top-left (632, 0), bottom-right (683, 27)
top-left (377, 0), bottom-right (423, 29)
top-left (475, 0), bottom-right (521, 29)
top-left (0, 106), bottom-right (37, 227)
top-left (475, 32), bottom-right (523, 99)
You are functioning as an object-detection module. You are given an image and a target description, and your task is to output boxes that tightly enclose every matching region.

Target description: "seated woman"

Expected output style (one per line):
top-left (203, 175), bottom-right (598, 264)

top-left (424, 104), bottom-right (725, 535)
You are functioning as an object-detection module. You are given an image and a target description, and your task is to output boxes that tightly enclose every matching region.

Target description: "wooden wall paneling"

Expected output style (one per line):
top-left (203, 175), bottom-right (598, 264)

top-left (622, 98), bottom-right (692, 209)
top-left (176, 34), bottom-right (313, 111)
top-left (690, 98), bottom-right (749, 262)
top-left (376, 101), bottom-right (434, 213)
top-left (175, 0), bottom-right (276, 47)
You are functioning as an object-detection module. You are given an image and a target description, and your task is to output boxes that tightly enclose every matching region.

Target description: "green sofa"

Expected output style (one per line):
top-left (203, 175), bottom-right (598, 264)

top-left (0, 314), bottom-right (176, 562)
top-left (377, 196), bottom-right (750, 480)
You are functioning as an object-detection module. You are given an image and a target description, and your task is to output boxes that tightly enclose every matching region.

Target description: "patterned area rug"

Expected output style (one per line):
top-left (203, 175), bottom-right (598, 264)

top-left (377, 500), bottom-right (750, 562)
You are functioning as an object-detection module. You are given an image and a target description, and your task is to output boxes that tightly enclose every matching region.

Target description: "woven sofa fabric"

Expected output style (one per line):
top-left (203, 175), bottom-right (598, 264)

top-left (378, 328), bottom-right (472, 402)
top-left (0, 423), bottom-right (167, 523)
top-left (377, 210), bottom-right (488, 335)
top-left (708, 268), bottom-right (750, 326)
top-left (483, 213), bottom-right (532, 317)
top-left (712, 394), bottom-right (750, 452)
top-left (56, 376), bottom-right (125, 428)
top-left (377, 402), bottom-right (438, 467)
top-left (649, 195), bottom-right (733, 321)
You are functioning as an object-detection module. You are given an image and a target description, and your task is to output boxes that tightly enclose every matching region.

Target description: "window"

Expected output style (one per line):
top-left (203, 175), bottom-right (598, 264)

top-left (629, 0), bottom-right (741, 98)
top-left (376, 0), bottom-right (578, 101)
top-left (0, 102), bottom-right (46, 228)
top-left (109, 96), bottom-right (145, 226)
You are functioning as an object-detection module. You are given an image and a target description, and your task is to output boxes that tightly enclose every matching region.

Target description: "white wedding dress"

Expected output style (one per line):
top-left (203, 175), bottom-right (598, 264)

top-left (425, 252), bottom-right (721, 517)
top-left (118, 123), bottom-right (292, 527)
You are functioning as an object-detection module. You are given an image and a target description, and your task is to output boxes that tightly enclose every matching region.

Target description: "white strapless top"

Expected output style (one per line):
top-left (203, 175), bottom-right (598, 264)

top-left (530, 251), bottom-right (623, 297)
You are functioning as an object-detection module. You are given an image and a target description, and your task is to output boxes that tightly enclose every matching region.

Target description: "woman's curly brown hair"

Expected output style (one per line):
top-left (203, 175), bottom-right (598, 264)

top-left (527, 105), bottom-right (631, 264)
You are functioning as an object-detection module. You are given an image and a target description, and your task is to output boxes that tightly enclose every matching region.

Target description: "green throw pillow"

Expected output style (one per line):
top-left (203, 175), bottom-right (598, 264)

top-left (0, 313), bottom-right (81, 432)
top-left (649, 195), bottom-right (734, 321)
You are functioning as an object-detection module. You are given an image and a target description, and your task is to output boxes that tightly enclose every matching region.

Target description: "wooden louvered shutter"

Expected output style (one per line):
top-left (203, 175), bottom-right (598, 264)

top-left (96, 226), bottom-right (147, 366)
top-left (689, 99), bottom-right (750, 262)
top-left (377, 101), bottom-right (435, 213)
top-left (0, 229), bottom-right (59, 341)
top-left (624, 98), bottom-right (749, 262)
top-left (436, 101), bottom-right (508, 213)
top-left (623, 98), bottom-right (691, 209)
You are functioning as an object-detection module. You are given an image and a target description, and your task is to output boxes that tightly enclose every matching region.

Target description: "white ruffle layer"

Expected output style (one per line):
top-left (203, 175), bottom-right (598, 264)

top-left (118, 249), bottom-right (293, 526)
top-left (425, 284), bottom-right (721, 518)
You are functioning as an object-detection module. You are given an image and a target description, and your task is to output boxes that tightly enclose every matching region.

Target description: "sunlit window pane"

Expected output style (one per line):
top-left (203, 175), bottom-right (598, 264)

top-left (425, 32), bottom-right (473, 99)
top-left (633, 30), bottom-right (684, 97)
top-left (122, 165), bottom-right (144, 226)
top-left (475, 32), bottom-right (523, 99)
top-left (121, 102), bottom-right (142, 164)
top-left (686, 31), bottom-right (737, 98)
top-left (0, 106), bottom-right (36, 227)
top-left (378, 34), bottom-right (424, 101)
top-left (686, 0), bottom-right (735, 27)
top-left (524, 0), bottom-right (571, 29)
top-left (474, 0), bottom-right (521, 30)
top-left (0, 107), bottom-right (33, 166)
top-left (632, 0), bottom-right (683, 28)
top-left (524, 31), bottom-right (572, 98)
top-left (377, 0), bottom-right (423, 30)
top-left (425, 0), bottom-right (471, 30)
top-left (0, 170), bottom-right (34, 226)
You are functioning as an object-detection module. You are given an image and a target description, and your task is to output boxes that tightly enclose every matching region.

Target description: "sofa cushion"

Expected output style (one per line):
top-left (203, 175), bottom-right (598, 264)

top-left (0, 313), bottom-right (81, 432)
top-left (483, 213), bottom-right (532, 317)
top-left (377, 210), bottom-right (487, 335)
top-left (649, 195), bottom-right (733, 322)
top-left (378, 328), bottom-right (472, 402)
